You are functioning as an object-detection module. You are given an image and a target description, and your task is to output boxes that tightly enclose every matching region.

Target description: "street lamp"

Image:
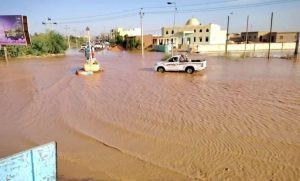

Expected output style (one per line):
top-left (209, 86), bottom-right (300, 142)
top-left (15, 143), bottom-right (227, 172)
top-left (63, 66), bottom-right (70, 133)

top-left (225, 12), bottom-right (233, 55)
top-left (167, 2), bottom-right (177, 56)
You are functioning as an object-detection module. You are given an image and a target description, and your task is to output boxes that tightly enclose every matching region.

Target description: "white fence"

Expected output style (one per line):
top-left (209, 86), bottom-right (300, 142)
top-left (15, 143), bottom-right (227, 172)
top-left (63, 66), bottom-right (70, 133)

top-left (195, 43), bottom-right (296, 55)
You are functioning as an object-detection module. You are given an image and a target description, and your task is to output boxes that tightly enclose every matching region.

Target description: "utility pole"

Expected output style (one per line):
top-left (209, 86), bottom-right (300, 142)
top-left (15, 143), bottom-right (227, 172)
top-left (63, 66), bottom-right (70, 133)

top-left (294, 32), bottom-right (300, 60)
top-left (73, 29), bottom-right (78, 48)
top-left (140, 8), bottom-right (144, 57)
top-left (243, 15), bottom-right (249, 59)
top-left (268, 12), bottom-right (273, 59)
top-left (225, 15), bottom-right (230, 55)
top-left (167, 2), bottom-right (177, 56)
top-left (64, 26), bottom-right (71, 49)
top-left (225, 13), bottom-right (233, 55)
top-left (3, 46), bottom-right (8, 63)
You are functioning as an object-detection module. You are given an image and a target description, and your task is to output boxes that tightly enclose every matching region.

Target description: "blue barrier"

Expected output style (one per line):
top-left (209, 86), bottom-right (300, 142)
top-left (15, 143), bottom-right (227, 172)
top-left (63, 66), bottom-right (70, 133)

top-left (0, 142), bottom-right (57, 181)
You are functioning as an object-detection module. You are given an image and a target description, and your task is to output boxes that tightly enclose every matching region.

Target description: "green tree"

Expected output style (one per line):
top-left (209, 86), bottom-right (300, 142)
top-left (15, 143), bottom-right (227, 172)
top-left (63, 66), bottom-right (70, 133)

top-left (1, 31), bottom-right (68, 58)
top-left (115, 34), bottom-right (124, 45)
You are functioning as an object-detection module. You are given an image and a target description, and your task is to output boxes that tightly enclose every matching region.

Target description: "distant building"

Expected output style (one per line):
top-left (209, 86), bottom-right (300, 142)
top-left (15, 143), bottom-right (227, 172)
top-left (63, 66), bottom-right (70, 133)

top-left (240, 31), bottom-right (299, 43)
top-left (273, 32), bottom-right (298, 43)
top-left (110, 27), bottom-right (141, 38)
top-left (161, 17), bottom-right (227, 47)
top-left (240, 31), bottom-right (269, 43)
top-left (125, 35), bottom-right (153, 49)
top-left (229, 33), bottom-right (242, 43)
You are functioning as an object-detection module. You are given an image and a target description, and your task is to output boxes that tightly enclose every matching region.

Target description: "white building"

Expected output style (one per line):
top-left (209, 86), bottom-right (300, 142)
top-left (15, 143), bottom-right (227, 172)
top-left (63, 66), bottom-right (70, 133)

top-left (111, 27), bottom-right (141, 37)
top-left (159, 17), bottom-right (226, 48)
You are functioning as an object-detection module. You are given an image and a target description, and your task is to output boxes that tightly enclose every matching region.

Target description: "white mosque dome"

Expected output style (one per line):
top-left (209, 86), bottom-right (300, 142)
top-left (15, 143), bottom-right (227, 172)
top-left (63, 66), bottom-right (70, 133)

top-left (185, 17), bottom-right (200, 26)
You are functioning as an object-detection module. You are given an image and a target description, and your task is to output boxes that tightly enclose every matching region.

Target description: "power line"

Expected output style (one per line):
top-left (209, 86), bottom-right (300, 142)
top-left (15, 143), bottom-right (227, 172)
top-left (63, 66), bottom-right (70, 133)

top-left (52, 0), bottom-right (238, 22)
top-left (146, 0), bottom-right (300, 14)
top-left (47, 0), bottom-right (300, 25)
top-left (56, 13), bottom-right (138, 24)
top-left (49, 0), bottom-right (240, 23)
top-left (53, 8), bottom-right (139, 21)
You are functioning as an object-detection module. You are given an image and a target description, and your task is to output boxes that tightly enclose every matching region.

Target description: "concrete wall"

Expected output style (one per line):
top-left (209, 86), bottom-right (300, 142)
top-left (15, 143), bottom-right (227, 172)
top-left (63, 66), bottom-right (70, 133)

top-left (196, 43), bottom-right (296, 53)
top-left (153, 45), bottom-right (171, 52)
top-left (135, 35), bottom-right (153, 48)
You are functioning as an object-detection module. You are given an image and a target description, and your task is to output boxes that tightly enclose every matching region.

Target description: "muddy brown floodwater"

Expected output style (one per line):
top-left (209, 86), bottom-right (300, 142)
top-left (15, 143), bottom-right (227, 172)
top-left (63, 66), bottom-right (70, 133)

top-left (0, 50), bottom-right (300, 180)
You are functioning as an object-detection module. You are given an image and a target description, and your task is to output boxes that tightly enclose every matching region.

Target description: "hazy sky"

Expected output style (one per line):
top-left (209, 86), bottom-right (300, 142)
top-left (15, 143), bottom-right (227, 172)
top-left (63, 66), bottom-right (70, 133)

top-left (1, 0), bottom-right (299, 36)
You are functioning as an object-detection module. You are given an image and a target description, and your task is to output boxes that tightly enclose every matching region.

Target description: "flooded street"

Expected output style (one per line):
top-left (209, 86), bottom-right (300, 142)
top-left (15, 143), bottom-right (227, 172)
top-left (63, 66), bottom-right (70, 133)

top-left (0, 50), bottom-right (300, 180)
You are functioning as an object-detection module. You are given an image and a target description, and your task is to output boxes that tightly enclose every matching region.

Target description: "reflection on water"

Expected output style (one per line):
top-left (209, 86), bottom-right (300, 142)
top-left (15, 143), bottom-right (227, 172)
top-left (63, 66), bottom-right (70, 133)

top-left (0, 51), bottom-right (300, 180)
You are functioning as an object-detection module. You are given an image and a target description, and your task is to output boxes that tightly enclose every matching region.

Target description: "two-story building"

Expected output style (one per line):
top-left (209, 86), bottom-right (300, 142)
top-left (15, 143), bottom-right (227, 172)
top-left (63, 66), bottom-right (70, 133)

top-left (110, 27), bottom-right (141, 38)
top-left (153, 17), bottom-right (226, 51)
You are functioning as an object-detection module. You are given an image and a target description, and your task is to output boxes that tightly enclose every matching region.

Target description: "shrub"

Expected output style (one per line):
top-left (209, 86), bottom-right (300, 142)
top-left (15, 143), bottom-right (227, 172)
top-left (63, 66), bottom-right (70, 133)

top-left (0, 31), bottom-right (68, 58)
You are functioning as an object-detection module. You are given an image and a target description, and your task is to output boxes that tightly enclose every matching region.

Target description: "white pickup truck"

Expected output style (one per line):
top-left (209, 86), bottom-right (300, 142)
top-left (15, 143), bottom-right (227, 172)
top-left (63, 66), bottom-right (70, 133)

top-left (154, 55), bottom-right (206, 74)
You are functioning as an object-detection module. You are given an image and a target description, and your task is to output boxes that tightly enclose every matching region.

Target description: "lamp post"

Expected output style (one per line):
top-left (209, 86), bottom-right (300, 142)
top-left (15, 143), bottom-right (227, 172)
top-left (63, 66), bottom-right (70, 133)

top-left (225, 12), bottom-right (233, 55)
top-left (167, 2), bottom-right (176, 56)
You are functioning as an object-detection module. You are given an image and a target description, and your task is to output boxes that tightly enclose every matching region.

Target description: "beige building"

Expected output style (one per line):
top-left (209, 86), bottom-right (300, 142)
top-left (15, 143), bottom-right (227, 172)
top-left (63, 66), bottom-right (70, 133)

top-left (240, 31), bottom-right (298, 43)
top-left (111, 27), bottom-right (141, 38)
top-left (240, 31), bottom-right (269, 42)
top-left (160, 17), bottom-right (226, 48)
top-left (274, 32), bottom-right (298, 43)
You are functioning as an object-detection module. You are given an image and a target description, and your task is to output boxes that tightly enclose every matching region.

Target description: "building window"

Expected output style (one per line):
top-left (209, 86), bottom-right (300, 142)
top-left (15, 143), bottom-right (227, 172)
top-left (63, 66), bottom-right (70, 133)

top-left (194, 37), bottom-right (196, 42)
top-left (172, 30), bottom-right (174, 34)
top-left (206, 29), bottom-right (209, 32)
top-left (206, 37), bottom-right (209, 42)
top-left (200, 29), bottom-right (202, 32)
top-left (166, 31), bottom-right (168, 35)
top-left (199, 37), bottom-right (202, 42)
top-left (254, 36), bottom-right (256, 39)
top-left (242, 36), bottom-right (244, 39)
top-left (280, 36), bottom-right (283, 39)
top-left (194, 29), bottom-right (196, 33)
top-left (187, 37), bottom-right (191, 44)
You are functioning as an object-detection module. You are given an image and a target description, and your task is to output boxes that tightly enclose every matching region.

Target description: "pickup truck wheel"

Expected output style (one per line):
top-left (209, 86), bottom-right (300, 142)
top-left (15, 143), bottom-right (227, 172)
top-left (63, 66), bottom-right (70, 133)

top-left (157, 67), bottom-right (165, 73)
top-left (186, 67), bottom-right (194, 74)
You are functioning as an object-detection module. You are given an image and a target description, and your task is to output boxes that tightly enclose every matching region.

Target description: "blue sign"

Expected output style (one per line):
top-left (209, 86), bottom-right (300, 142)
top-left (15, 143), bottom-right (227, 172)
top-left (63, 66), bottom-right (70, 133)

top-left (0, 142), bottom-right (57, 181)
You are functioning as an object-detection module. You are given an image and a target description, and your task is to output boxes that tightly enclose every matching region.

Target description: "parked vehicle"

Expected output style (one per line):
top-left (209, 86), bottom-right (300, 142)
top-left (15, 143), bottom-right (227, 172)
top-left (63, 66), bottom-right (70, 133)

top-left (154, 54), bottom-right (206, 74)
top-left (80, 44), bottom-right (86, 51)
top-left (94, 43), bottom-right (103, 49)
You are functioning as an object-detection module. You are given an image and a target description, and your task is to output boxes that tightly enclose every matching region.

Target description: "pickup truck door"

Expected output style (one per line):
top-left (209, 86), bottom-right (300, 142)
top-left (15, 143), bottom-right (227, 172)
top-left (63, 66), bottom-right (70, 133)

top-left (178, 60), bottom-right (188, 71)
top-left (165, 57), bottom-right (179, 71)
